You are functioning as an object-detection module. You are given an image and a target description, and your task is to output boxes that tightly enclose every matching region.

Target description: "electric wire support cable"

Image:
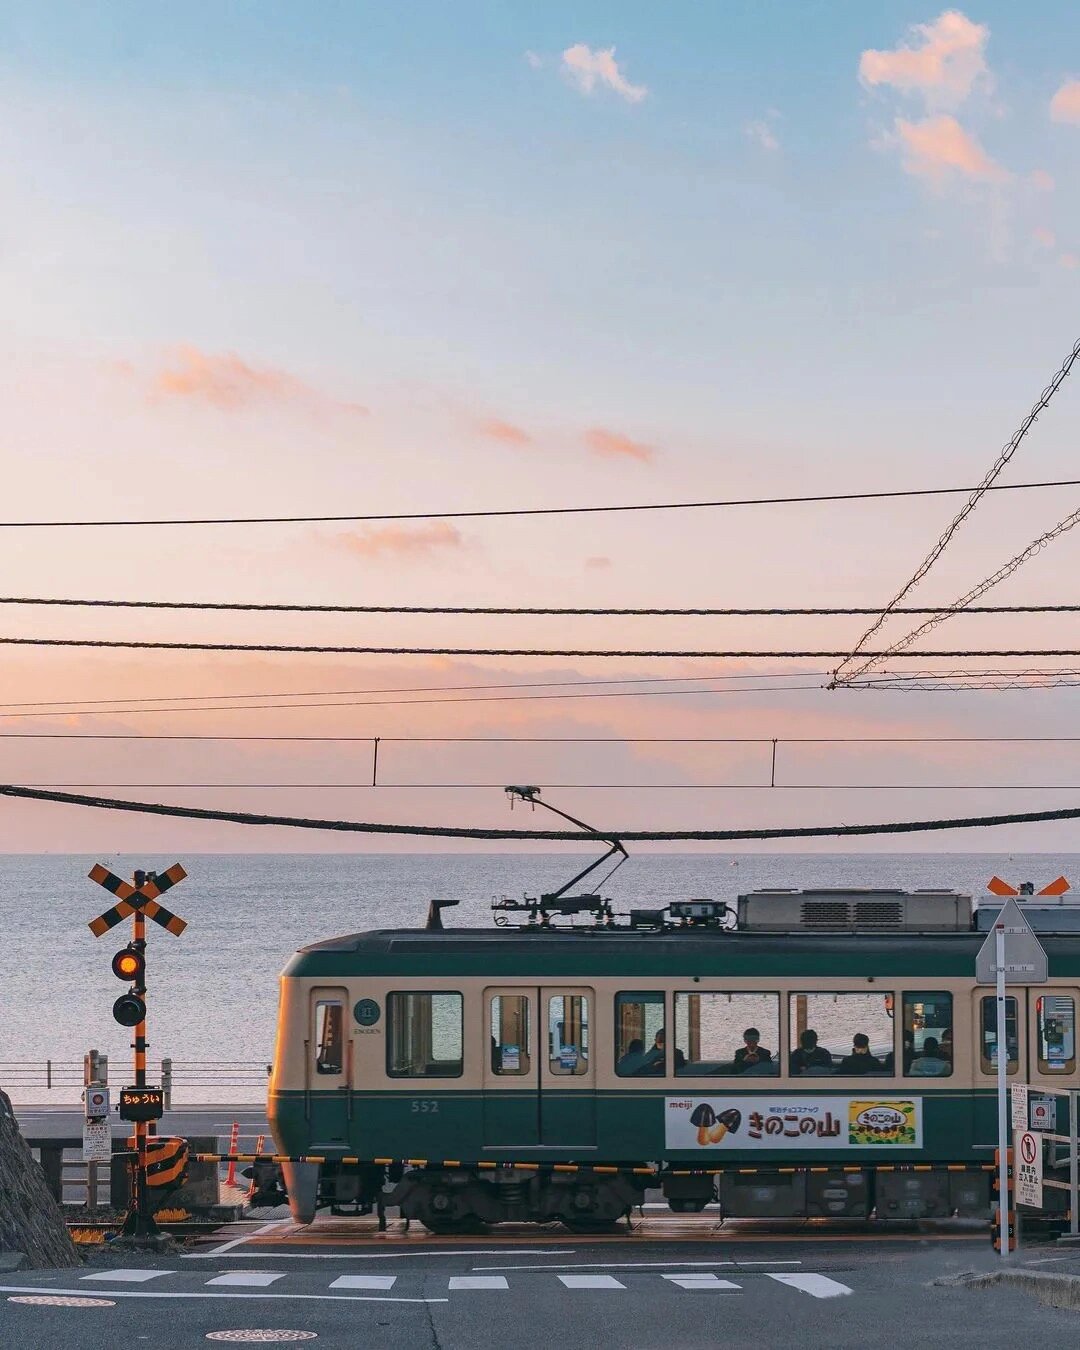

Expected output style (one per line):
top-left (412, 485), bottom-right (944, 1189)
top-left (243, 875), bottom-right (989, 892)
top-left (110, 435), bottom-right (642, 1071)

top-left (4, 782), bottom-right (1080, 841)
top-left (831, 335), bottom-right (1080, 686)
top-left (1, 476), bottom-right (1079, 528)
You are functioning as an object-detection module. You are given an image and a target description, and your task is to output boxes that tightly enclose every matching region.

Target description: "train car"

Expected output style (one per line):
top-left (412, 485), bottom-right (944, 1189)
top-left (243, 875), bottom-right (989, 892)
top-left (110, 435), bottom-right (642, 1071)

top-left (268, 884), bottom-right (1080, 1231)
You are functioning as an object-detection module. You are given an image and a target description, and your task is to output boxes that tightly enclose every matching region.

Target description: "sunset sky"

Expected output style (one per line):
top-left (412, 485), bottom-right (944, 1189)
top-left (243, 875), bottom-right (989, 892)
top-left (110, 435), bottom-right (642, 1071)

top-left (3, 3), bottom-right (1080, 853)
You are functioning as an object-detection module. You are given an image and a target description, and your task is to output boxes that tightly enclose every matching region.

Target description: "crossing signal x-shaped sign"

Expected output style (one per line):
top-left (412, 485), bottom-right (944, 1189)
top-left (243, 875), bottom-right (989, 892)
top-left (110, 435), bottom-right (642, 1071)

top-left (87, 863), bottom-right (188, 937)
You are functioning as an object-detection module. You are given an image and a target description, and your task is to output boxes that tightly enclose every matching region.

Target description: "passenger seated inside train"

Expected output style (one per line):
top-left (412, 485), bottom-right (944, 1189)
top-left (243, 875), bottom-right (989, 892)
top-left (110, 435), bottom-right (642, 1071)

top-left (838, 1032), bottom-right (885, 1075)
top-left (646, 1027), bottom-right (685, 1074)
top-left (732, 1027), bottom-right (774, 1073)
top-left (909, 1035), bottom-right (951, 1075)
top-left (615, 1037), bottom-right (648, 1076)
top-left (789, 1028), bottom-right (833, 1075)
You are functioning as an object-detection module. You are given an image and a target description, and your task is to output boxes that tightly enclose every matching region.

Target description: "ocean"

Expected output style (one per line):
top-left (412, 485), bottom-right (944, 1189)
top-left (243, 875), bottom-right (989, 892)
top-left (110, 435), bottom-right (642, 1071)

top-left (2, 851), bottom-right (1075, 1103)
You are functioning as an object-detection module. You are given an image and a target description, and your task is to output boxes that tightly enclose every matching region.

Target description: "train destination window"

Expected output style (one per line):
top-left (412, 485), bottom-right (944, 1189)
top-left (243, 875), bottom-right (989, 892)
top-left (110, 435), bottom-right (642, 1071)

top-left (314, 1000), bottom-right (344, 1075)
top-left (1037, 994), bottom-right (1076, 1074)
top-left (788, 993), bottom-right (894, 1075)
top-left (615, 992), bottom-right (666, 1076)
top-left (490, 994), bottom-right (532, 1076)
top-left (386, 992), bottom-right (464, 1078)
top-left (548, 994), bottom-right (589, 1075)
top-left (980, 995), bottom-right (1019, 1075)
top-left (903, 992), bottom-right (953, 1077)
top-left (674, 993), bottom-right (780, 1077)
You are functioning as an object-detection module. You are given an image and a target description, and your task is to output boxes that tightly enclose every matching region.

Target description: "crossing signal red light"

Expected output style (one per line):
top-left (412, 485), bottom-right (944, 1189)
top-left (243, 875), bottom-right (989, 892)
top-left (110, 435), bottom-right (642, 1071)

top-left (113, 992), bottom-right (147, 1027)
top-left (111, 945), bottom-right (144, 983)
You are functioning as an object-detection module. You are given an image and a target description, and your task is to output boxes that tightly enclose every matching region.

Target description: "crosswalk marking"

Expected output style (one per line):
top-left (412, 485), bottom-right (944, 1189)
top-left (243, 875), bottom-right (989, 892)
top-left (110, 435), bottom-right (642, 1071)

top-left (204, 1273), bottom-right (287, 1287)
top-left (328, 1275), bottom-right (398, 1290)
top-left (447, 1276), bottom-right (509, 1291)
top-left (81, 1270), bottom-right (170, 1284)
top-left (557, 1274), bottom-right (626, 1290)
top-left (662, 1274), bottom-right (742, 1291)
top-left (766, 1273), bottom-right (853, 1299)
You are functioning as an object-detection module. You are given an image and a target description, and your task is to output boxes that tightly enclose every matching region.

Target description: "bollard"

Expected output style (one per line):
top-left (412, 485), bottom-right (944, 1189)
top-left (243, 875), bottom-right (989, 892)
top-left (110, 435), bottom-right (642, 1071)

top-left (225, 1121), bottom-right (241, 1188)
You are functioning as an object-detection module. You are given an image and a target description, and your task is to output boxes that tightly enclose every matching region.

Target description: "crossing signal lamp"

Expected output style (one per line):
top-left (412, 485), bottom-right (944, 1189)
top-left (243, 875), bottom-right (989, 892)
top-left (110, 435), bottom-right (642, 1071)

top-left (112, 945), bottom-right (145, 984)
top-left (113, 992), bottom-right (147, 1027)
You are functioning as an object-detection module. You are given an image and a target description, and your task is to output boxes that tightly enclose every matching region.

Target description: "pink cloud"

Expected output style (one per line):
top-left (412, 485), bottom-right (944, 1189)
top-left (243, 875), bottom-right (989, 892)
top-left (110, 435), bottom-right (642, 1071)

top-left (1030, 168), bottom-right (1055, 191)
top-left (1033, 226), bottom-right (1057, 249)
top-left (584, 427), bottom-right (654, 463)
top-left (894, 114), bottom-right (1009, 185)
top-left (1060, 253), bottom-right (1080, 271)
top-left (561, 44), bottom-right (647, 103)
top-left (337, 521), bottom-right (463, 560)
top-left (479, 418), bottom-right (533, 447)
top-left (859, 10), bottom-right (990, 109)
top-left (585, 555), bottom-right (612, 569)
top-left (146, 345), bottom-right (368, 416)
top-left (1050, 79), bottom-right (1080, 124)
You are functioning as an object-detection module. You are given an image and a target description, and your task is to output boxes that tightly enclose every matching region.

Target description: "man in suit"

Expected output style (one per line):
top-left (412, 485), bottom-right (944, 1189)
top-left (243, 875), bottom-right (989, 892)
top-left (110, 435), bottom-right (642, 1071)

top-left (733, 1027), bottom-right (773, 1072)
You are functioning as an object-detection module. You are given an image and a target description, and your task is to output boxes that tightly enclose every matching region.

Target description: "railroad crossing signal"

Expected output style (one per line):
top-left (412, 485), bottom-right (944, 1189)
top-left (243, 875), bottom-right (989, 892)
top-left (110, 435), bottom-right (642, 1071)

top-left (88, 862), bottom-right (188, 937)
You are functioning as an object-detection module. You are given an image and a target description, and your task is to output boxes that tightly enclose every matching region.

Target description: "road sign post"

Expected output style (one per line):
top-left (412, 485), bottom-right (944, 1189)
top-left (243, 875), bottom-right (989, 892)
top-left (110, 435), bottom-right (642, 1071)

top-left (87, 862), bottom-right (187, 1242)
top-left (976, 897), bottom-right (1049, 1260)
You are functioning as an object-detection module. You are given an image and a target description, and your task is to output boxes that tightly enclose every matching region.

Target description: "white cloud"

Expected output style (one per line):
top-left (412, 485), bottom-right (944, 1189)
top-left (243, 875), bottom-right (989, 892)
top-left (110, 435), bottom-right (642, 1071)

top-left (859, 10), bottom-right (991, 110)
top-left (524, 50), bottom-right (543, 70)
top-left (560, 44), bottom-right (647, 104)
top-left (745, 118), bottom-right (780, 152)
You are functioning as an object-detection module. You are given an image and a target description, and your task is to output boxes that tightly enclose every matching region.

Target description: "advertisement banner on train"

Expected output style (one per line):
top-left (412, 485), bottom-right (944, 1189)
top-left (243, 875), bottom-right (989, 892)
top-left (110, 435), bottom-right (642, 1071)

top-left (664, 1096), bottom-right (922, 1149)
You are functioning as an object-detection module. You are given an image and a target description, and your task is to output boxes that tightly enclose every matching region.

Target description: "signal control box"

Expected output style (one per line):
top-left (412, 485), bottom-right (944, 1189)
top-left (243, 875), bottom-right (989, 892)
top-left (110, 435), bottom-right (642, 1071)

top-left (118, 1086), bottom-right (165, 1122)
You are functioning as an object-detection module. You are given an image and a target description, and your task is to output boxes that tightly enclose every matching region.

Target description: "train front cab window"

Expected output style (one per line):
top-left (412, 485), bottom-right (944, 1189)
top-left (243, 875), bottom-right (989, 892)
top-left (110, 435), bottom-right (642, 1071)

top-left (314, 998), bottom-right (344, 1075)
top-left (386, 992), bottom-right (463, 1078)
top-left (674, 992), bottom-right (780, 1077)
top-left (788, 992), bottom-right (894, 1075)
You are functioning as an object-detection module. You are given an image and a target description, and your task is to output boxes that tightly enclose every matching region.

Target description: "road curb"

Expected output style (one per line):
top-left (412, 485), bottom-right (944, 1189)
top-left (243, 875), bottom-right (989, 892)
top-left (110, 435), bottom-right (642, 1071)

top-left (936, 1268), bottom-right (1080, 1311)
top-left (0, 1253), bottom-right (27, 1272)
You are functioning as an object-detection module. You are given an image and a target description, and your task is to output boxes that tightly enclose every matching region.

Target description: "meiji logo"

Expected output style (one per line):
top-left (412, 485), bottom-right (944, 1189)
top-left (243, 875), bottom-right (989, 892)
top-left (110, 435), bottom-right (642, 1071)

top-left (856, 1106), bottom-right (905, 1131)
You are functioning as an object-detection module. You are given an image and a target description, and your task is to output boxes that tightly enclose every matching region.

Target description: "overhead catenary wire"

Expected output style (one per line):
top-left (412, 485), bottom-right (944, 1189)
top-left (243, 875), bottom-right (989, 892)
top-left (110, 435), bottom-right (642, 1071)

top-left (830, 335), bottom-right (1080, 686)
top-left (3, 595), bottom-right (1080, 616)
top-left (5, 732), bottom-right (1080, 744)
top-left (10, 782), bottom-right (1080, 790)
top-left (3, 476), bottom-right (1080, 529)
top-left (3, 781), bottom-right (1080, 840)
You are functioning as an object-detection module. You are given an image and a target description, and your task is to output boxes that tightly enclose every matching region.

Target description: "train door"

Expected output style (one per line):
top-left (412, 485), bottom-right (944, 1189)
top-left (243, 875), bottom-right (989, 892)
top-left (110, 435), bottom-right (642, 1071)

top-left (308, 987), bottom-right (350, 1146)
top-left (482, 987), bottom-right (539, 1147)
top-left (971, 987), bottom-right (1025, 1147)
top-left (539, 987), bottom-right (596, 1147)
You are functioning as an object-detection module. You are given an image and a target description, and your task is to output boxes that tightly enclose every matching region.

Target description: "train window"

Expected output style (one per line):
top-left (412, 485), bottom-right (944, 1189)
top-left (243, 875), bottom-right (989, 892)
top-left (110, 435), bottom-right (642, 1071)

top-left (903, 992), bottom-right (953, 1077)
top-left (386, 992), bottom-right (463, 1078)
top-left (1037, 995), bottom-right (1076, 1075)
top-left (548, 995), bottom-right (589, 1075)
top-left (674, 993), bottom-right (780, 1077)
top-left (788, 993), bottom-right (894, 1075)
top-left (314, 1001), bottom-right (344, 1075)
top-left (490, 994), bottom-right (532, 1076)
top-left (979, 996), bottom-right (1019, 1075)
top-left (615, 992), bottom-right (666, 1077)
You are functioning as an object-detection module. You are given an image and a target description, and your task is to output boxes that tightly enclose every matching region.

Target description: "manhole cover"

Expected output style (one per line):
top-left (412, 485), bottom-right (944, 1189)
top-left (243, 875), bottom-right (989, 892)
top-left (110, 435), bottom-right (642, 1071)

top-left (7, 1295), bottom-right (117, 1307)
top-left (205, 1335), bottom-right (318, 1344)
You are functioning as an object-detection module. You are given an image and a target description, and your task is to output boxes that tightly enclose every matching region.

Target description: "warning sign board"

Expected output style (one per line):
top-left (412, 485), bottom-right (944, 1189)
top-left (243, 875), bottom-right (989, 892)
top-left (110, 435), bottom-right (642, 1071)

top-left (82, 1118), bottom-right (112, 1164)
top-left (1029, 1096), bottom-right (1057, 1132)
top-left (1015, 1129), bottom-right (1043, 1208)
top-left (1010, 1084), bottom-right (1028, 1131)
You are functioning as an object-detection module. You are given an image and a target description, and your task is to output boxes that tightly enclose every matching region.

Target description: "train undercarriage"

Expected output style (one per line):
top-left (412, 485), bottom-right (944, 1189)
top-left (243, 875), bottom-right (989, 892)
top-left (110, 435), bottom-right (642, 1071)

top-left (284, 1159), bottom-right (1006, 1232)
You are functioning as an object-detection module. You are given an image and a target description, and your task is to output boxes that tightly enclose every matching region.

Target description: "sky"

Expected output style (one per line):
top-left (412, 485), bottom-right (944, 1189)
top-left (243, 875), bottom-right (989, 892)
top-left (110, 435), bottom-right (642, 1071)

top-left (3, 2), bottom-right (1080, 854)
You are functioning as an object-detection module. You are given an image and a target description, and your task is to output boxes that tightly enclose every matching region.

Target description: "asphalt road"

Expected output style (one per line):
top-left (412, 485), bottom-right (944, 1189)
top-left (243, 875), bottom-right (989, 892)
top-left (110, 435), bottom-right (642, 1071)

top-left (3, 1232), bottom-right (1079, 1349)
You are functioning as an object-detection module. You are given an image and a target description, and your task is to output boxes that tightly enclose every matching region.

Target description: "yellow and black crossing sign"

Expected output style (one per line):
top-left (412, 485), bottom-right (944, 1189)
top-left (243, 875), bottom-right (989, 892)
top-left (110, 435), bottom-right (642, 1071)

top-left (88, 862), bottom-right (188, 937)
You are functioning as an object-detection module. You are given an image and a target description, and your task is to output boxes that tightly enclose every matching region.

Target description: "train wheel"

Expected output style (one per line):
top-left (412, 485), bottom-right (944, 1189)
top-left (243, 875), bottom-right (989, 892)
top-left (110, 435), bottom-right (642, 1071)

top-left (420, 1213), bottom-right (489, 1235)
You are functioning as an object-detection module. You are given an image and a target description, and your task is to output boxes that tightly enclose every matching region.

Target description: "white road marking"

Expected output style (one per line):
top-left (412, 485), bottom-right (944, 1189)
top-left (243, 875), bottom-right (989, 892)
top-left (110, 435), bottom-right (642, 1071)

top-left (767, 1273), bottom-right (853, 1299)
top-left (472, 1259), bottom-right (799, 1272)
top-left (205, 1273), bottom-right (287, 1288)
top-left (558, 1274), bottom-right (625, 1290)
top-left (329, 1276), bottom-right (398, 1290)
top-left (196, 1220), bottom-right (291, 1257)
top-left (662, 1274), bottom-right (741, 1291)
top-left (0, 1285), bottom-right (446, 1305)
top-left (82, 1269), bottom-right (173, 1284)
top-left (448, 1276), bottom-right (509, 1291)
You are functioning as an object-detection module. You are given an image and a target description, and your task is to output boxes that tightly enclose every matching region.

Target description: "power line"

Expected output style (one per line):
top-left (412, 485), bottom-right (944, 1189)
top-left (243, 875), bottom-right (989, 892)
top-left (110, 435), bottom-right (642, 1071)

top-left (5, 732), bottom-right (1080, 744)
top-left (2, 476), bottom-right (1080, 529)
top-left (3, 595), bottom-right (1080, 616)
top-left (4, 637), bottom-right (1080, 657)
top-left (9, 782), bottom-right (1080, 790)
top-left (831, 336), bottom-right (1080, 685)
top-left (3, 781), bottom-right (1080, 840)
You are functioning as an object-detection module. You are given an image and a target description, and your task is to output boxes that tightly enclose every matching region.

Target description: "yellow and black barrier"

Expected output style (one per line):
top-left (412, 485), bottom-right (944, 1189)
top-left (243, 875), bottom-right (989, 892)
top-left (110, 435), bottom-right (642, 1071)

top-left (193, 1153), bottom-right (994, 1179)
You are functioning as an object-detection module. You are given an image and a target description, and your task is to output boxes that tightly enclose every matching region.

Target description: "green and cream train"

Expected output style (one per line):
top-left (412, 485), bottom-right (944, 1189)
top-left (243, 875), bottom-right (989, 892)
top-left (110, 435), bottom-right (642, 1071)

top-left (267, 885), bottom-right (1079, 1231)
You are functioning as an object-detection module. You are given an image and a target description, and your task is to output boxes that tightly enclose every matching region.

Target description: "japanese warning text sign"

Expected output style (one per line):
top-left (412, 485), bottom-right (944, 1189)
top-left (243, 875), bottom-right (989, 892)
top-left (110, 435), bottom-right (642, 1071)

top-left (1015, 1129), bottom-right (1043, 1208)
